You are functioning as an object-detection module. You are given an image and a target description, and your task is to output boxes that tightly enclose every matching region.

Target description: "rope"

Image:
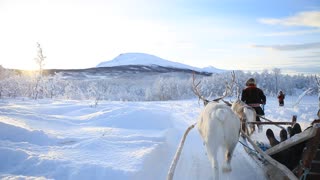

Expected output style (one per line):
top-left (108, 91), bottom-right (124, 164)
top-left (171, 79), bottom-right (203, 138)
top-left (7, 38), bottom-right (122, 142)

top-left (238, 138), bottom-right (268, 165)
top-left (238, 140), bottom-right (257, 154)
top-left (167, 122), bottom-right (197, 180)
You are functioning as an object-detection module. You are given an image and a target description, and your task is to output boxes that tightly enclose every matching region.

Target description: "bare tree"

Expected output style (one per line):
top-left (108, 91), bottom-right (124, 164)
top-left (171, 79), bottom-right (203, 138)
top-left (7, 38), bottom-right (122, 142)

top-left (0, 65), bottom-right (5, 98)
top-left (33, 42), bottom-right (46, 99)
top-left (88, 80), bottom-right (108, 108)
top-left (272, 68), bottom-right (281, 95)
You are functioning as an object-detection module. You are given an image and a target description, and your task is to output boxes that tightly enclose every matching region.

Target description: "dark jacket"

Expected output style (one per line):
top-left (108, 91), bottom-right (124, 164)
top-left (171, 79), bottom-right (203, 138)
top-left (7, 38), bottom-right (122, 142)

top-left (241, 85), bottom-right (266, 116)
top-left (278, 93), bottom-right (285, 101)
top-left (241, 85), bottom-right (266, 105)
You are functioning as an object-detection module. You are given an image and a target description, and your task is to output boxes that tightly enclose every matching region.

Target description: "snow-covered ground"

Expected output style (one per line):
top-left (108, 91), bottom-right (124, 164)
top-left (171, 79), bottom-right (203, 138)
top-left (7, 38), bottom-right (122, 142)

top-left (0, 96), bottom-right (318, 180)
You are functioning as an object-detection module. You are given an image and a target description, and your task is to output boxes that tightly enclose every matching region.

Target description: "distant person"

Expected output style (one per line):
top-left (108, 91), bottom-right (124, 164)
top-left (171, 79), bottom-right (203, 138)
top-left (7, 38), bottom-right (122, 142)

top-left (277, 91), bottom-right (285, 106)
top-left (266, 129), bottom-right (280, 147)
top-left (241, 78), bottom-right (266, 132)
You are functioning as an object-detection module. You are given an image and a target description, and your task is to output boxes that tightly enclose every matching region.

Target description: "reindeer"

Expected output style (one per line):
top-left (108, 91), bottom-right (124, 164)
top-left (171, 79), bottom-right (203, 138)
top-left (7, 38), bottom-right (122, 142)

top-left (192, 73), bottom-right (240, 179)
top-left (225, 75), bottom-right (258, 136)
top-left (231, 99), bottom-right (257, 136)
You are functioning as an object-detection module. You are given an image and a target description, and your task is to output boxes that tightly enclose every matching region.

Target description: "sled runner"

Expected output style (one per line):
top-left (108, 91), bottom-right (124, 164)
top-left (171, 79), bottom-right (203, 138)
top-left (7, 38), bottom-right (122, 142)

top-left (242, 117), bottom-right (320, 180)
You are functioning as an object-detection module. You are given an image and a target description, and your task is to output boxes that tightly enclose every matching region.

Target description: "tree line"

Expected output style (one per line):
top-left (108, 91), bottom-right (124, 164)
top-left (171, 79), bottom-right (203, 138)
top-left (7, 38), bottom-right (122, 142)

top-left (0, 65), bottom-right (318, 101)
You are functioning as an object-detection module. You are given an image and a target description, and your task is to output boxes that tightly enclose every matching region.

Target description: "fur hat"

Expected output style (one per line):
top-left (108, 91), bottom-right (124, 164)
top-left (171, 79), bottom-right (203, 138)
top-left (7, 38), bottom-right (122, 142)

top-left (245, 78), bottom-right (256, 86)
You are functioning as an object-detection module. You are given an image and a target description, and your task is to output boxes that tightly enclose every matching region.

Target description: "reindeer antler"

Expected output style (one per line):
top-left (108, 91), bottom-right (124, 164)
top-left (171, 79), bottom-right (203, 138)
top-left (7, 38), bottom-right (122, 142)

top-left (212, 71), bottom-right (236, 102)
top-left (192, 72), bottom-right (210, 105)
top-left (192, 71), bottom-right (236, 105)
top-left (234, 73), bottom-right (241, 100)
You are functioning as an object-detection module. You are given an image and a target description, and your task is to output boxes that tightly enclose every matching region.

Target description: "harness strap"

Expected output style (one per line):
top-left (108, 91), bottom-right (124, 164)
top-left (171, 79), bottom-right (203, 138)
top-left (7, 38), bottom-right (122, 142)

top-left (299, 160), bottom-right (311, 180)
top-left (247, 103), bottom-right (261, 107)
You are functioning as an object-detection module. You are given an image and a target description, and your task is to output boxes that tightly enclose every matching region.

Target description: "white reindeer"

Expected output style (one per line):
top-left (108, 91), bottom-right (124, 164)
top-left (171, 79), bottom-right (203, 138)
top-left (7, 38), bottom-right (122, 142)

top-left (197, 102), bottom-right (240, 174)
top-left (192, 72), bottom-right (240, 179)
top-left (231, 99), bottom-right (257, 136)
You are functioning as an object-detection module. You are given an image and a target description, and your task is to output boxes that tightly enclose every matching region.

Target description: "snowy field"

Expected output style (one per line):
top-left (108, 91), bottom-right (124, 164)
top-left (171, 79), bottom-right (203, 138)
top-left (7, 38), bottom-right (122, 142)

top-left (0, 96), bottom-right (318, 180)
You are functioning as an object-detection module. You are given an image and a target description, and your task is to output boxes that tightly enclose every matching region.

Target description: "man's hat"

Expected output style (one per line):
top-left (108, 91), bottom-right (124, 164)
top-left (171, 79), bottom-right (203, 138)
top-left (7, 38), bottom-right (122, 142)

top-left (246, 78), bottom-right (256, 86)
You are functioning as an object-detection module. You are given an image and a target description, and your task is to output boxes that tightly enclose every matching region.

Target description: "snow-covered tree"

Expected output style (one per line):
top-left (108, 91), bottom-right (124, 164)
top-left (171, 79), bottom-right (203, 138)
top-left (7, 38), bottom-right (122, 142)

top-left (0, 66), bottom-right (318, 101)
top-left (33, 43), bottom-right (46, 100)
top-left (272, 68), bottom-right (281, 95)
top-left (87, 80), bottom-right (109, 107)
top-left (0, 65), bottom-right (7, 98)
top-left (42, 73), bottom-right (65, 99)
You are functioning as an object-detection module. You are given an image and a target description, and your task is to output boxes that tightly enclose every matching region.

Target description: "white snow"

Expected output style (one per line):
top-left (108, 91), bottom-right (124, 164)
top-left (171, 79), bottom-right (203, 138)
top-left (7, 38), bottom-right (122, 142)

top-left (0, 96), bottom-right (318, 180)
top-left (96, 53), bottom-right (225, 73)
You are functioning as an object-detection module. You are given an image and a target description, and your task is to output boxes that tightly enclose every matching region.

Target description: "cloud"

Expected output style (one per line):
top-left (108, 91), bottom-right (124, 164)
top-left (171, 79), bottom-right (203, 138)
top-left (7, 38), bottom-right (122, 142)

top-left (259, 11), bottom-right (320, 28)
top-left (261, 29), bottom-right (320, 37)
top-left (252, 42), bottom-right (320, 51)
top-left (292, 55), bottom-right (320, 59)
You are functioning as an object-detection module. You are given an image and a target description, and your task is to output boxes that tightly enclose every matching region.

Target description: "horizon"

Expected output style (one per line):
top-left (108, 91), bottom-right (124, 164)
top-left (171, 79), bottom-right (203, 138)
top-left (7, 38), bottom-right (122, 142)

top-left (0, 0), bottom-right (319, 75)
top-left (2, 52), bottom-right (317, 76)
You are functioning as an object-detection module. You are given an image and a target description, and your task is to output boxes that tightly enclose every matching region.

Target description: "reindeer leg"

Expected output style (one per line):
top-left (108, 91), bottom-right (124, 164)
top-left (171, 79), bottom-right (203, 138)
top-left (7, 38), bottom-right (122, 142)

top-left (212, 155), bottom-right (220, 180)
top-left (206, 146), bottom-right (219, 180)
top-left (223, 138), bottom-right (238, 173)
top-left (250, 124), bottom-right (255, 135)
top-left (255, 115), bottom-right (260, 129)
top-left (240, 119), bottom-right (247, 137)
top-left (242, 122), bottom-right (246, 134)
top-left (222, 149), bottom-right (233, 172)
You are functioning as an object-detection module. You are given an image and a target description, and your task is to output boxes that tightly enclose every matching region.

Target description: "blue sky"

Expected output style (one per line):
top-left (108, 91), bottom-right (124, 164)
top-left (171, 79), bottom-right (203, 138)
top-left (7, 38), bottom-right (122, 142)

top-left (0, 0), bottom-right (319, 74)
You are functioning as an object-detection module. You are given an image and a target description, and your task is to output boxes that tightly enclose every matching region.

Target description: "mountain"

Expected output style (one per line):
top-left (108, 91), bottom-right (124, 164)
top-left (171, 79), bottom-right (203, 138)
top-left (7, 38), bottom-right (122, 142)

top-left (201, 66), bottom-right (226, 73)
top-left (97, 53), bottom-right (226, 73)
top-left (11, 53), bottom-right (222, 80)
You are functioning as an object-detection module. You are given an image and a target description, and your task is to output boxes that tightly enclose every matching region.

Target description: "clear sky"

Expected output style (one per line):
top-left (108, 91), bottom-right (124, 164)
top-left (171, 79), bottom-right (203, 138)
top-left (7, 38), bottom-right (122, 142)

top-left (0, 0), bottom-right (319, 75)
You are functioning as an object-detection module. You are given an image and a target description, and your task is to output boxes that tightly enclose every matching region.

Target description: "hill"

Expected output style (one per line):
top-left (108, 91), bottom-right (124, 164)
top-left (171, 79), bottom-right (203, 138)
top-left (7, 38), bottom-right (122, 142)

top-left (96, 52), bottom-right (226, 73)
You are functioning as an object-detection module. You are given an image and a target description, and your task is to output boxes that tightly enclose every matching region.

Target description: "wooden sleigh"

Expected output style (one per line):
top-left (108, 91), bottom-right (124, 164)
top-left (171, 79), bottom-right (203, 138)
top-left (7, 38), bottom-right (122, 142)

top-left (168, 73), bottom-right (320, 180)
top-left (241, 116), bottom-right (320, 180)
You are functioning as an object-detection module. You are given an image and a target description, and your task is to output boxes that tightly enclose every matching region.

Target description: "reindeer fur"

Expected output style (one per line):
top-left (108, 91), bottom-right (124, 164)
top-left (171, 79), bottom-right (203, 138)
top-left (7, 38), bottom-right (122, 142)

top-left (231, 99), bottom-right (257, 136)
top-left (197, 102), bottom-right (240, 178)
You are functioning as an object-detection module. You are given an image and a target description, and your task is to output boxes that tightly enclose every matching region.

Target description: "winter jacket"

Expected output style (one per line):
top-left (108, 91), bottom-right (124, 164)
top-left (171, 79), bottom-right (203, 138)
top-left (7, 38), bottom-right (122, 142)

top-left (241, 85), bottom-right (266, 105)
top-left (241, 85), bottom-right (266, 116)
top-left (278, 93), bottom-right (285, 101)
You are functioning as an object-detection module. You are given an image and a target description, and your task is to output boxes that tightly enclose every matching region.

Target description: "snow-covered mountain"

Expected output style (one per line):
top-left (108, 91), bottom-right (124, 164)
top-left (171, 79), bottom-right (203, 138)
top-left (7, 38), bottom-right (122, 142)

top-left (97, 53), bottom-right (226, 73)
top-left (201, 66), bottom-right (226, 73)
